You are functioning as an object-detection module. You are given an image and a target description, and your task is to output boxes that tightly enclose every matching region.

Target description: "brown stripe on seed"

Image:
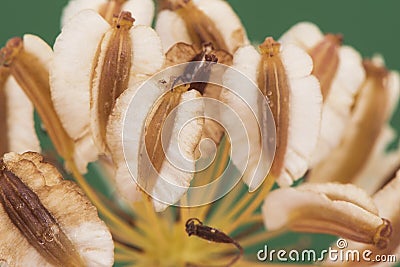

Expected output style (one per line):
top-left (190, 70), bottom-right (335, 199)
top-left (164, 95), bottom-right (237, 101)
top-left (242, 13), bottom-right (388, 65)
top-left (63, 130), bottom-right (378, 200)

top-left (0, 163), bottom-right (85, 266)
top-left (0, 67), bottom-right (10, 155)
top-left (139, 85), bottom-right (188, 190)
top-left (310, 60), bottom-right (389, 184)
top-left (175, 0), bottom-right (230, 52)
top-left (257, 37), bottom-right (290, 179)
top-left (92, 11), bottom-right (134, 151)
top-left (309, 34), bottom-right (341, 101)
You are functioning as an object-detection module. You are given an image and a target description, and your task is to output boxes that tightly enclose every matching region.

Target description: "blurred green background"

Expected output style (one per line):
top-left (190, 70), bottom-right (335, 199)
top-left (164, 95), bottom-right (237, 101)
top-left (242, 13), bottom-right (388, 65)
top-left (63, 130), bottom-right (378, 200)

top-left (1, 0), bottom-right (400, 127)
top-left (1, 0), bottom-right (399, 265)
top-left (1, 0), bottom-right (400, 69)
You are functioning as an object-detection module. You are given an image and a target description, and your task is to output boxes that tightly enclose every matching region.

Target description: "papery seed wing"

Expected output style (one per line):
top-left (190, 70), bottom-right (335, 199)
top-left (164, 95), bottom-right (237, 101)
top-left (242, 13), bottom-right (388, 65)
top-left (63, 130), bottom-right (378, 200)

top-left (90, 20), bottom-right (164, 153)
top-left (310, 46), bottom-right (366, 165)
top-left (279, 21), bottom-right (324, 50)
top-left (155, 10), bottom-right (191, 52)
top-left (128, 26), bottom-right (164, 77)
top-left (0, 152), bottom-right (114, 267)
top-left (221, 45), bottom-right (268, 191)
top-left (262, 183), bottom-right (386, 247)
top-left (308, 60), bottom-right (395, 185)
top-left (141, 90), bottom-right (204, 211)
top-left (2, 76), bottom-right (40, 154)
top-left (61, 0), bottom-right (155, 27)
top-left (1, 34), bottom-right (56, 154)
top-left (122, 0), bottom-right (155, 26)
top-left (195, 0), bottom-right (248, 53)
top-left (51, 10), bottom-right (109, 141)
top-left (352, 71), bottom-right (400, 194)
top-left (271, 43), bottom-right (322, 186)
top-left (106, 81), bottom-right (163, 205)
top-left (61, 0), bottom-right (106, 27)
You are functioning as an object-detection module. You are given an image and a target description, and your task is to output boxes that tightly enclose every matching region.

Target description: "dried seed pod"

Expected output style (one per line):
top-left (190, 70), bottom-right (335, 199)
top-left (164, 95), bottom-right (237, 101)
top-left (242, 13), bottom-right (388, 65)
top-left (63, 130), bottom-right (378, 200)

top-left (222, 37), bottom-right (322, 189)
top-left (262, 182), bottom-right (392, 249)
top-left (107, 78), bottom-right (204, 211)
top-left (156, 0), bottom-right (248, 53)
top-left (0, 65), bottom-right (39, 155)
top-left (0, 152), bottom-right (113, 267)
top-left (280, 22), bottom-right (367, 165)
top-left (51, 10), bottom-right (164, 171)
top-left (335, 171), bottom-right (400, 266)
top-left (308, 57), bottom-right (400, 192)
top-left (165, 42), bottom-right (232, 155)
top-left (0, 35), bottom-right (74, 164)
top-left (61, 0), bottom-right (154, 27)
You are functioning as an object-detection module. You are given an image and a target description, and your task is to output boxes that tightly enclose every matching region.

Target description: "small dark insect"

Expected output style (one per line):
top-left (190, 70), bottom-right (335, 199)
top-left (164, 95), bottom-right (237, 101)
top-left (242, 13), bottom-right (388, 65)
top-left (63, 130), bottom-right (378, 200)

top-left (185, 218), bottom-right (243, 267)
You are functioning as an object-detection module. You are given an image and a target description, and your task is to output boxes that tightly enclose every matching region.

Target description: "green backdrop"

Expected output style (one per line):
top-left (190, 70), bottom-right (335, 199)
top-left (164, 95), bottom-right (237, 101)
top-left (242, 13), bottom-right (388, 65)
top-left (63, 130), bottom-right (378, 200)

top-left (1, 0), bottom-right (399, 266)
top-left (1, 0), bottom-right (400, 127)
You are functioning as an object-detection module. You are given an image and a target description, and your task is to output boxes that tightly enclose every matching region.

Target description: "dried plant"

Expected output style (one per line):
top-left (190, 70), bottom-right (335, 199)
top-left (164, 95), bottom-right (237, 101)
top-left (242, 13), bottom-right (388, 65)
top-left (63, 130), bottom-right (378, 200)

top-left (1, 1), bottom-right (400, 267)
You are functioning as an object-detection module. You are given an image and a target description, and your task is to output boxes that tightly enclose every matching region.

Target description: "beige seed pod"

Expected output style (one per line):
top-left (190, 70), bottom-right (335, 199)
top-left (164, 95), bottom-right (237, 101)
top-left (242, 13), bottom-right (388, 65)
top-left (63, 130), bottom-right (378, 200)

top-left (51, 10), bottom-right (164, 172)
top-left (0, 35), bottom-right (74, 167)
top-left (61, 0), bottom-right (155, 27)
top-left (280, 22), bottom-right (367, 166)
top-left (222, 37), bottom-right (322, 189)
top-left (333, 171), bottom-right (400, 266)
top-left (308, 57), bottom-right (400, 193)
top-left (0, 152), bottom-right (114, 267)
top-left (164, 42), bottom-right (233, 156)
top-left (107, 79), bottom-right (204, 212)
top-left (262, 182), bottom-right (392, 249)
top-left (155, 0), bottom-right (249, 54)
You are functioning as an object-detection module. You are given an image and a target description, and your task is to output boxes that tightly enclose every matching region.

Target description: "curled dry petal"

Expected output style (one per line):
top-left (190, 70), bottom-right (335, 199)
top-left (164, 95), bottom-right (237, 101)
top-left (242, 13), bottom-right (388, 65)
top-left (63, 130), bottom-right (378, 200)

top-left (51, 10), bottom-right (164, 171)
top-left (61, 0), bottom-right (155, 27)
top-left (262, 183), bottom-right (392, 249)
top-left (308, 59), bottom-right (400, 187)
top-left (280, 22), bottom-right (366, 166)
top-left (107, 79), bottom-right (204, 211)
top-left (222, 37), bottom-right (322, 189)
top-left (156, 0), bottom-right (248, 53)
top-left (0, 152), bottom-right (113, 267)
top-left (0, 35), bottom-right (73, 162)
